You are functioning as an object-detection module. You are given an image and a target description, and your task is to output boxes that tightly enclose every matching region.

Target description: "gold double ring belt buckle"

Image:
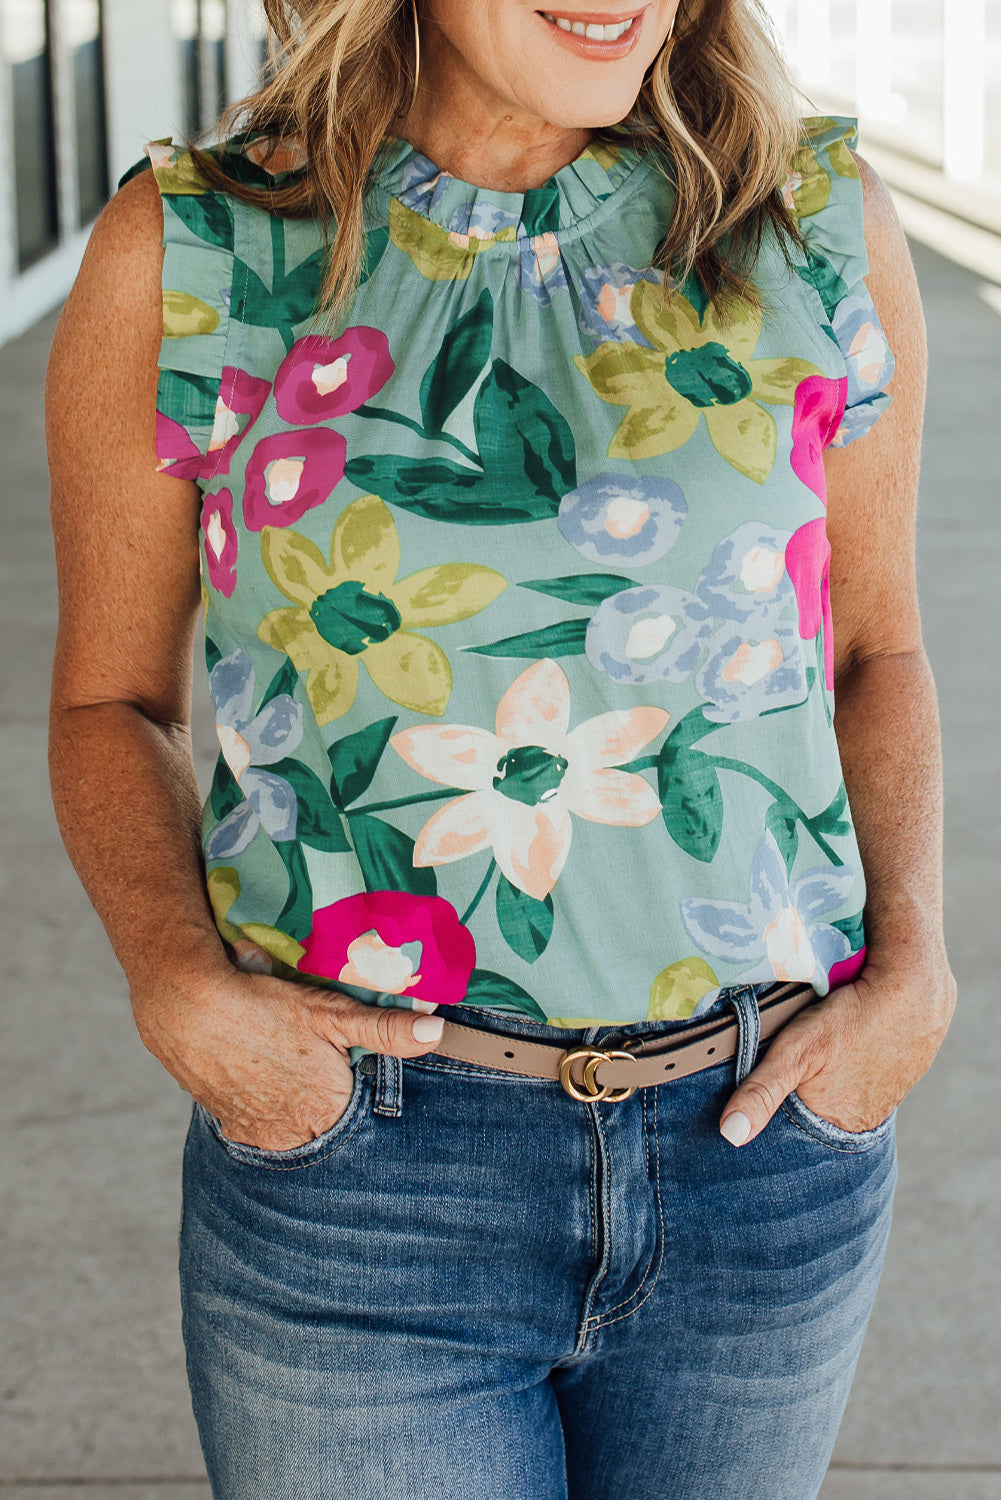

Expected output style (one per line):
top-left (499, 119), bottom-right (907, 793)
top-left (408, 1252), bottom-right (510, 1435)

top-left (558, 1047), bottom-right (638, 1102)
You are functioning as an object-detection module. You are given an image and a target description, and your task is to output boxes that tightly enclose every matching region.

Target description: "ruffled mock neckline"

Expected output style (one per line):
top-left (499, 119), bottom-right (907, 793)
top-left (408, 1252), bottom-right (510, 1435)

top-left (371, 127), bottom-right (648, 243)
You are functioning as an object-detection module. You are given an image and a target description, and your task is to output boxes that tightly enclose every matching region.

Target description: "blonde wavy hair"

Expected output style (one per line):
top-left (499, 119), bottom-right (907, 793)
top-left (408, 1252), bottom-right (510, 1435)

top-left (192, 0), bottom-right (805, 322)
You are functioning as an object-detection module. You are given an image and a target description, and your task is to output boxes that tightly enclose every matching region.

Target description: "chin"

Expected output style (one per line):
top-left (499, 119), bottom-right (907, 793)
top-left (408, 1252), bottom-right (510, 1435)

top-left (535, 89), bottom-right (643, 131)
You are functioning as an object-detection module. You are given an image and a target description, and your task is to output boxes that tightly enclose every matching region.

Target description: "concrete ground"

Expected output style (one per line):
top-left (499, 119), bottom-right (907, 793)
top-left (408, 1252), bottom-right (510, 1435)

top-left (1, 230), bottom-right (998, 1497)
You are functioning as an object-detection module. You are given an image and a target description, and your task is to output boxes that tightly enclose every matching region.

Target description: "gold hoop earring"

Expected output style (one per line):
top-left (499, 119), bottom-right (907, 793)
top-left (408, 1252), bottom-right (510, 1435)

top-left (661, 17), bottom-right (677, 65)
top-left (407, 0), bottom-right (421, 117)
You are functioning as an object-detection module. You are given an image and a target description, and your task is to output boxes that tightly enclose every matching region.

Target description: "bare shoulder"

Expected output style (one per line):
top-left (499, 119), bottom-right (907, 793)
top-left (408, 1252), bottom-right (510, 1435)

top-left (849, 151), bottom-right (923, 331)
top-left (48, 169), bottom-right (164, 386)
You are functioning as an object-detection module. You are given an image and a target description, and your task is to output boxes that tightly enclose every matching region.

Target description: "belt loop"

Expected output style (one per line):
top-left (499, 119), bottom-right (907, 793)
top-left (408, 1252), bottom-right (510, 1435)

top-left (373, 1051), bottom-right (404, 1117)
top-left (730, 985), bottom-right (762, 1084)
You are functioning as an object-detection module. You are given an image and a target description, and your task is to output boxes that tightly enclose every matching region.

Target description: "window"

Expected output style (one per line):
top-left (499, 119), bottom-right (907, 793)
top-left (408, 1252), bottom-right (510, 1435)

top-left (202, 0), bottom-right (227, 131)
top-left (63, 0), bottom-right (109, 225)
top-left (172, 0), bottom-right (228, 140)
top-left (3, 0), bottom-right (59, 270)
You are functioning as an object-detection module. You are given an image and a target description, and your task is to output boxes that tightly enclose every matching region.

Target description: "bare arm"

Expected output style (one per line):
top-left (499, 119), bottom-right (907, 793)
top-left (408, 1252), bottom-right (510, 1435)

top-left (47, 173), bottom-right (442, 1150)
top-left (719, 158), bottom-right (957, 1142)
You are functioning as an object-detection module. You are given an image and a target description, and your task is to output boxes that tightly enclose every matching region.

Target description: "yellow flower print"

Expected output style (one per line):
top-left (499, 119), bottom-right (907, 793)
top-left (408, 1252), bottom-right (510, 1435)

top-left (573, 282), bottom-right (821, 483)
top-left (206, 866), bottom-right (306, 976)
top-left (783, 121), bottom-right (861, 219)
top-left (146, 139), bottom-right (209, 195)
top-left (257, 494), bottom-right (507, 724)
top-left (389, 198), bottom-right (517, 282)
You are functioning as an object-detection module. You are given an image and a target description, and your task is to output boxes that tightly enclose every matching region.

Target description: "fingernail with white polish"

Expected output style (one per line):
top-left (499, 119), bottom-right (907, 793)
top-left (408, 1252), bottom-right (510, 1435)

top-left (720, 1110), bottom-right (752, 1146)
top-left (413, 1014), bottom-right (444, 1043)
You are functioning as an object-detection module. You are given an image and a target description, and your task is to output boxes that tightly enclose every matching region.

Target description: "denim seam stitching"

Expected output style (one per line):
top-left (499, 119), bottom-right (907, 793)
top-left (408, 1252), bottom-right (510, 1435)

top-left (777, 1098), bottom-right (888, 1154)
top-left (203, 1079), bottom-right (370, 1171)
top-left (574, 1103), bottom-right (608, 1352)
top-left (641, 1085), bottom-right (650, 1178)
top-left (586, 1081), bottom-right (666, 1330)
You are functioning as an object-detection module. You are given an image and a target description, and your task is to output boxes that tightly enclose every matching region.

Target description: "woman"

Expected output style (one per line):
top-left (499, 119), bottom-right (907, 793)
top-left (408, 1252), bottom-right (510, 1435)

top-left (47, 0), bottom-right (956, 1495)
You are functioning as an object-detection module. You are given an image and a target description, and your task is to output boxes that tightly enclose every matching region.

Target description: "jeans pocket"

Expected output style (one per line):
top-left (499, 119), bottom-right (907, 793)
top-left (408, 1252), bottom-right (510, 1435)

top-left (779, 1089), bottom-right (897, 1153)
top-left (197, 1062), bottom-right (372, 1169)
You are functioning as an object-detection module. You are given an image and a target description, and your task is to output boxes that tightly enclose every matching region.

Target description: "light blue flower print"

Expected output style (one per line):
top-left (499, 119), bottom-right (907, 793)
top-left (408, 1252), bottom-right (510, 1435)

top-left (832, 288), bottom-right (895, 407)
top-left (577, 262), bottom-right (662, 344)
top-left (680, 831), bottom-right (858, 987)
top-left (695, 620), bottom-right (806, 723)
top-left (586, 585), bottom-right (712, 686)
top-left (517, 233), bottom-right (570, 307)
top-left (397, 152), bottom-right (450, 218)
top-left (695, 523), bottom-right (795, 623)
top-left (559, 473), bottom-right (687, 565)
top-left (448, 199), bottom-right (520, 240)
top-left (205, 649), bottom-right (304, 860)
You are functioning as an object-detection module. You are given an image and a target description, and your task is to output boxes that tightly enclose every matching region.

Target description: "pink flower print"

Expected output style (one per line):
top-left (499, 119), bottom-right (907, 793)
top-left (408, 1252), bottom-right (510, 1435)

top-left (273, 328), bottom-right (394, 426)
top-left (208, 368), bottom-right (272, 476)
top-left (828, 943), bottom-right (866, 991)
top-left (298, 891), bottom-right (476, 1006)
top-left (790, 375), bottom-right (847, 503)
top-left (156, 410), bottom-right (206, 481)
top-left (391, 660), bottom-right (669, 902)
top-left (242, 427), bottom-right (347, 532)
top-left (201, 487), bottom-right (238, 597)
top-left (785, 517), bottom-right (834, 690)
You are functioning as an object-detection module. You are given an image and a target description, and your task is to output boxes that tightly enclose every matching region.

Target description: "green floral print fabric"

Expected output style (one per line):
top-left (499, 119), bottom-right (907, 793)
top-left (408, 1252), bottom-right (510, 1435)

top-left (122, 115), bottom-right (894, 1029)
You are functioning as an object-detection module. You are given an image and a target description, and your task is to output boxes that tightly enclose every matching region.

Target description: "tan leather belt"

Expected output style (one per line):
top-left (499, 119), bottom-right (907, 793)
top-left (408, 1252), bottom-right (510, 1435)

top-left (434, 982), bottom-right (817, 1101)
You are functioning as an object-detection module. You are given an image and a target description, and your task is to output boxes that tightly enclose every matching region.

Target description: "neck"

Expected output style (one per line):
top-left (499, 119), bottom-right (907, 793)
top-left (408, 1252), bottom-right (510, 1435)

top-left (396, 25), bottom-right (593, 191)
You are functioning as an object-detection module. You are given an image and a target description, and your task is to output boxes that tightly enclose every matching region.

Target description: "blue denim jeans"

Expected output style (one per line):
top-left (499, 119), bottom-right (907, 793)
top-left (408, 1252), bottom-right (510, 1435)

top-left (179, 986), bottom-right (897, 1500)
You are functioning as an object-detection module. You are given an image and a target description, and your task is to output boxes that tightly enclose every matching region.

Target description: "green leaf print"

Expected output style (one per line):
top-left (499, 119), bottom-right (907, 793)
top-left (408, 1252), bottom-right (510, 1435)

top-left (261, 654), bottom-right (300, 705)
top-left (463, 969), bottom-right (548, 1022)
top-left (496, 877), bottom-right (555, 964)
top-left (276, 839), bottom-right (314, 943)
top-left (360, 226), bottom-right (389, 285)
top-left (520, 574), bottom-right (631, 608)
top-left (166, 192), bottom-right (234, 249)
top-left (419, 288), bottom-right (494, 435)
top-left (350, 813), bottom-right (438, 896)
top-left (236, 254), bottom-right (325, 338)
top-left (765, 803), bottom-right (800, 876)
top-left (658, 744), bottom-right (724, 864)
top-left (209, 757), bottom-right (243, 824)
top-left (268, 758), bottom-right (351, 853)
top-left (810, 782), bottom-right (852, 838)
top-left (158, 368), bottom-right (219, 429)
top-left (464, 619), bottom-right (589, 659)
top-left (205, 636), bottom-right (224, 673)
top-left (328, 716), bottom-right (398, 810)
top-left (795, 245), bottom-right (850, 321)
top-left (521, 182), bottom-right (560, 238)
top-left (344, 454), bottom-right (562, 525)
top-left (832, 910), bottom-right (865, 949)
top-left (473, 360), bottom-right (577, 504)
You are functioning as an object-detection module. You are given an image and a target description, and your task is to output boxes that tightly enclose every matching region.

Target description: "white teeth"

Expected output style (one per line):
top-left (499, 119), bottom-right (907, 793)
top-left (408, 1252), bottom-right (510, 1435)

top-left (543, 13), bottom-right (635, 41)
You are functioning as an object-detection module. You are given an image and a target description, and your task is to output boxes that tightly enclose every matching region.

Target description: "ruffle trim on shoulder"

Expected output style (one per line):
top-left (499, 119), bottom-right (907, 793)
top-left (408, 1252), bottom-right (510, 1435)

top-left (785, 117), bottom-right (895, 448)
top-left (120, 139), bottom-right (238, 483)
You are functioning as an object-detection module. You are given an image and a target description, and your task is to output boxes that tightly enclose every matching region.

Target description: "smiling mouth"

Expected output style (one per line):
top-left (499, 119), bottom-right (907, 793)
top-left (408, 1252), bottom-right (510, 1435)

top-left (538, 10), bottom-right (643, 44)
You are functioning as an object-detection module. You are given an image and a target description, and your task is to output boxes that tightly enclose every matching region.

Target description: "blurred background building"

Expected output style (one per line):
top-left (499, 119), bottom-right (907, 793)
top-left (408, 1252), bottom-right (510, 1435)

top-left (0, 0), bottom-right (266, 344)
top-left (0, 0), bottom-right (1000, 345)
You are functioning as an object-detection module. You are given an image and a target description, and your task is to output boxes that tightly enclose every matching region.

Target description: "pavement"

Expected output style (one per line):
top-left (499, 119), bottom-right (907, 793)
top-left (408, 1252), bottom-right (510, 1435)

top-left (1, 228), bottom-right (998, 1497)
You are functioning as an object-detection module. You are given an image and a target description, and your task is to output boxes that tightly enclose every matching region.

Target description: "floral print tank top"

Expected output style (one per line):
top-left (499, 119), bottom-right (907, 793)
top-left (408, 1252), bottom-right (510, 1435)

top-left (122, 116), bottom-right (894, 1032)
